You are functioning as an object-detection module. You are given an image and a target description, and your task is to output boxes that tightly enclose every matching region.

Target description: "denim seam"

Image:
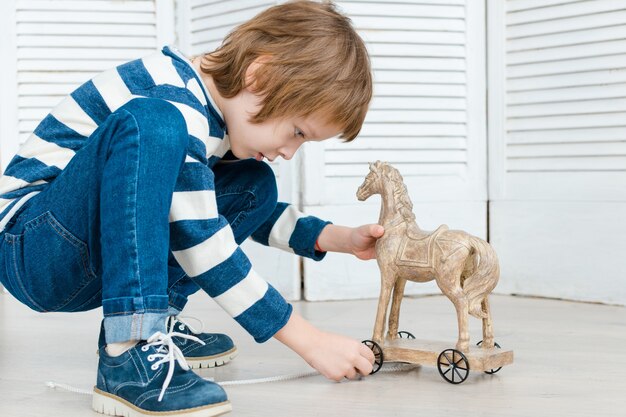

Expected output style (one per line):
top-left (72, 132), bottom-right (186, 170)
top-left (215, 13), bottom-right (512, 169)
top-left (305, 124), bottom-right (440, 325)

top-left (117, 109), bottom-right (144, 311)
top-left (69, 289), bottom-right (102, 312)
top-left (9, 235), bottom-right (46, 311)
top-left (103, 308), bottom-right (168, 317)
top-left (217, 189), bottom-right (256, 231)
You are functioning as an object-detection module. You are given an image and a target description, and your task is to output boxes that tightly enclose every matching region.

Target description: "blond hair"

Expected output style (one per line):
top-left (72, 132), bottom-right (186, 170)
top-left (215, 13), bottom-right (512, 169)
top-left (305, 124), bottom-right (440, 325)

top-left (199, 0), bottom-right (372, 141)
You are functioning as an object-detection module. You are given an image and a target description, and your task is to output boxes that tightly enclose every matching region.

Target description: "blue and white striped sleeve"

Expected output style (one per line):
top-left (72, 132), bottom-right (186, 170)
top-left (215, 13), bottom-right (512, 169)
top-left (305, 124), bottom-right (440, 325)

top-left (250, 202), bottom-right (332, 261)
top-left (169, 162), bottom-right (292, 343)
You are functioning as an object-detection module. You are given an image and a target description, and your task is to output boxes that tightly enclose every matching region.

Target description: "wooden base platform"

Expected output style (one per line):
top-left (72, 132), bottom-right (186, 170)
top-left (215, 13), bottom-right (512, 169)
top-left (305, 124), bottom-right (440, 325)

top-left (382, 338), bottom-right (514, 373)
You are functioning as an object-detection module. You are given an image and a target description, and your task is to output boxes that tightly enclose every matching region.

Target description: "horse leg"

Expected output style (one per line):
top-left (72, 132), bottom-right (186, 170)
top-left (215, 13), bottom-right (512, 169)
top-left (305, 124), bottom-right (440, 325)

top-left (386, 278), bottom-right (407, 340)
top-left (372, 266), bottom-right (395, 345)
top-left (481, 296), bottom-right (495, 349)
top-left (450, 293), bottom-right (470, 352)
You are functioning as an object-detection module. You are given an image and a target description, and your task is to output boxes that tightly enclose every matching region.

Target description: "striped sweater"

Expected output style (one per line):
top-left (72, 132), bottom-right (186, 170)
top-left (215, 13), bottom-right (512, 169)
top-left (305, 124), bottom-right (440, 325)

top-left (0, 46), bottom-right (330, 342)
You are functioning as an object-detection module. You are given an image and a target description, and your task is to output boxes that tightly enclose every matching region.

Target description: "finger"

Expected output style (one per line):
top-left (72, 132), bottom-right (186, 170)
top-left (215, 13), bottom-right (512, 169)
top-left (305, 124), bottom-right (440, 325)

top-left (355, 355), bottom-right (373, 376)
top-left (359, 342), bottom-right (376, 363)
top-left (370, 224), bottom-right (384, 237)
top-left (344, 367), bottom-right (359, 380)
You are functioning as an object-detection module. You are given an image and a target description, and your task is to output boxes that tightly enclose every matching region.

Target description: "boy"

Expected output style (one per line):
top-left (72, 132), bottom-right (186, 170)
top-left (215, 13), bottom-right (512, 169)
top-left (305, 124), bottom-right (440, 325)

top-left (0, 1), bottom-right (383, 416)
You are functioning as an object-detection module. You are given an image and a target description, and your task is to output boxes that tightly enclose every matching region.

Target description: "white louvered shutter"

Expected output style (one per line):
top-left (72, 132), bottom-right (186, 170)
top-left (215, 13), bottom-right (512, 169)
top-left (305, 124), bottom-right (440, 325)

top-left (303, 0), bottom-right (488, 300)
top-left (488, 0), bottom-right (626, 305)
top-left (0, 0), bottom-right (175, 169)
top-left (176, 0), bottom-right (301, 300)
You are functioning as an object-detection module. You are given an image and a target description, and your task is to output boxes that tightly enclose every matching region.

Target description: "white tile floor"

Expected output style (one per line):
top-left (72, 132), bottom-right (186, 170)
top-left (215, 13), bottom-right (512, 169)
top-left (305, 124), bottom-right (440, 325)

top-left (0, 292), bottom-right (624, 417)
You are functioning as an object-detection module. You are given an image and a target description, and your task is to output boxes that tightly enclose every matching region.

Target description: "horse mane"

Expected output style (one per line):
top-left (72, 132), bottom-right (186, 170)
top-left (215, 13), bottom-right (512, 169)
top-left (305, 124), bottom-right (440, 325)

top-left (381, 163), bottom-right (415, 222)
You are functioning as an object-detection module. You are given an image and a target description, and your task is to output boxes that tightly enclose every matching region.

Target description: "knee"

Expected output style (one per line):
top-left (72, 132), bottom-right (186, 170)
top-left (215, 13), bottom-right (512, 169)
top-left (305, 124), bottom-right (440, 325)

top-left (116, 98), bottom-right (188, 154)
top-left (248, 161), bottom-right (278, 217)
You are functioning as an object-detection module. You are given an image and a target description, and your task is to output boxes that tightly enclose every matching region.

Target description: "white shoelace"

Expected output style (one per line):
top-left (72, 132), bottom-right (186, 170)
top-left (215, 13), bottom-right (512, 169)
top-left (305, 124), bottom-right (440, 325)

top-left (167, 315), bottom-right (203, 335)
top-left (141, 330), bottom-right (205, 402)
top-left (46, 362), bottom-right (418, 394)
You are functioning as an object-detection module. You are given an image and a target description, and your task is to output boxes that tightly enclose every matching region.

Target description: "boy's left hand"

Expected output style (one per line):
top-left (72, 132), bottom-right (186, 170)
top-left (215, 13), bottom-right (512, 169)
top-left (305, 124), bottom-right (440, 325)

top-left (348, 224), bottom-right (385, 260)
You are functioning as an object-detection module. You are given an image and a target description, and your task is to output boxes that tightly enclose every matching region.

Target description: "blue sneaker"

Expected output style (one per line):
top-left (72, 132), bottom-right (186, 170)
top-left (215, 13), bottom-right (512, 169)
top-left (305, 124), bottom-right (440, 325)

top-left (168, 316), bottom-right (238, 369)
top-left (93, 326), bottom-right (232, 417)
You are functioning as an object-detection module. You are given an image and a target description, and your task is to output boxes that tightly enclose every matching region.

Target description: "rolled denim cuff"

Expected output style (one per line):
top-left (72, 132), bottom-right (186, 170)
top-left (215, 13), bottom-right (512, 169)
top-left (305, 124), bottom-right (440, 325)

top-left (167, 290), bottom-right (188, 314)
top-left (103, 312), bottom-right (168, 343)
top-left (289, 218), bottom-right (332, 261)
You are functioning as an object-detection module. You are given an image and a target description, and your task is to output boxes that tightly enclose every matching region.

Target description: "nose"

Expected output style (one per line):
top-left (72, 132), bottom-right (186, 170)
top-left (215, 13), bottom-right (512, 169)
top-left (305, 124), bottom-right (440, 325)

top-left (280, 142), bottom-right (301, 161)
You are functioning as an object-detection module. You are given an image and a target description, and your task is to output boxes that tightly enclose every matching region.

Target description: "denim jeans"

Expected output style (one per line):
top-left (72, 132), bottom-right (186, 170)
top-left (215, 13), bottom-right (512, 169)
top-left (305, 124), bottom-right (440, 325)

top-left (0, 98), bottom-right (278, 343)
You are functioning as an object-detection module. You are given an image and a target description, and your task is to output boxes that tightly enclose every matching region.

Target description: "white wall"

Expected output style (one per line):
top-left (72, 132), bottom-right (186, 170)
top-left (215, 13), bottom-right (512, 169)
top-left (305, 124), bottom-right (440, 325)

top-left (487, 0), bottom-right (626, 305)
top-left (2, 0), bottom-right (624, 306)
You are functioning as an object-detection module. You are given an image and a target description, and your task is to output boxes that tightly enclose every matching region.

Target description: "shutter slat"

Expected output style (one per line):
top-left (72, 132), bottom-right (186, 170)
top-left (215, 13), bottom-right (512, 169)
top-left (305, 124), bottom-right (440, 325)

top-left (372, 56), bottom-right (465, 71)
top-left (17, 23), bottom-right (157, 36)
top-left (339, 2), bottom-right (465, 18)
top-left (18, 0), bottom-right (154, 12)
top-left (508, 98), bottom-right (626, 118)
top-left (507, 0), bottom-right (582, 13)
top-left (366, 110), bottom-right (466, 124)
top-left (508, 24), bottom-right (626, 52)
top-left (508, 68), bottom-right (626, 91)
top-left (374, 70), bottom-right (466, 84)
top-left (192, 1), bottom-right (273, 20)
top-left (368, 43), bottom-right (465, 58)
top-left (507, 0), bottom-right (624, 25)
top-left (192, 6), bottom-right (268, 31)
top-left (508, 39), bottom-right (626, 65)
top-left (325, 163), bottom-right (464, 178)
top-left (351, 16), bottom-right (465, 32)
top-left (508, 126), bottom-right (626, 145)
top-left (371, 96), bottom-right (466, 110)
top-left (17, 10), bottom-right (155, 24)
top-left (360, 30), bottom-right (465, 45)
top-left (507, 155), bottom-right (626, 172)
top-left (507, 141), bottom-right (626, 158)
top-left (507, 112), bottom-right (626, 131)
top-left (359, 123), bottom-right (466, 137)
top-left (18, 35), bottom-right (156, 48)
top-left (326, 137), bottom-right (466, 150)
top-left (375, 83), bottom-right (466, 97)
top-left (507, 10), bottom-right (626, 39)
top-left (508, 83), bottom-right (626, 105)
top-left (17, 47), bottom-right (154, 60)
top-left (507, 54), bottom-right (626, 79)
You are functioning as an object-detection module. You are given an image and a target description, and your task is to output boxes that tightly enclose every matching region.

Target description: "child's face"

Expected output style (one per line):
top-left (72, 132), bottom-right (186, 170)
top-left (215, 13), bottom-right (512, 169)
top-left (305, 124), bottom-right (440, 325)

top-left (225, 88), bottom-right (342, 162)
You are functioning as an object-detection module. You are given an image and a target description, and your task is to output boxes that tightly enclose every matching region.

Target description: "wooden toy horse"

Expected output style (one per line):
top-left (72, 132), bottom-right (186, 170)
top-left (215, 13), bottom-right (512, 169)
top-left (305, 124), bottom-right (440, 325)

top-left (357, 161), bottom-right (500, 352)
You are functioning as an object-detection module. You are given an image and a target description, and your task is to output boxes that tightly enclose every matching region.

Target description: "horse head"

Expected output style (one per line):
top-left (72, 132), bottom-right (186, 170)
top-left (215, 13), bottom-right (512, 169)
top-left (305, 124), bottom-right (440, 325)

top-left (357, 160), bottom-right (386, 201)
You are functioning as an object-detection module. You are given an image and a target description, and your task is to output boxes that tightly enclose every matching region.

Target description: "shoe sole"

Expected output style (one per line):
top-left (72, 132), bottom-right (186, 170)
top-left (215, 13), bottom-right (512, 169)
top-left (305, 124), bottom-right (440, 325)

top-left (92, 387), bottom-right (232, 417)
top-left (186, 347), bottom-right (238, 370)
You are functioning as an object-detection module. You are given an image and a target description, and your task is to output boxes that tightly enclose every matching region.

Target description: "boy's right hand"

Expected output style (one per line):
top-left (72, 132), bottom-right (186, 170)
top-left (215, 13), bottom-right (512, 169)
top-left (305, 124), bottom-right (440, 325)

top-left (274, 311), bottom-right (375, 381)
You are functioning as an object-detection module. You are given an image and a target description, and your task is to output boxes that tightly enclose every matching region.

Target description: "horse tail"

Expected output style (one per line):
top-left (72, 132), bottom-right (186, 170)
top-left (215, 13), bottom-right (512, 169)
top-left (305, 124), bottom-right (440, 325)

top-left (462, 235), bottom-right (500, 319)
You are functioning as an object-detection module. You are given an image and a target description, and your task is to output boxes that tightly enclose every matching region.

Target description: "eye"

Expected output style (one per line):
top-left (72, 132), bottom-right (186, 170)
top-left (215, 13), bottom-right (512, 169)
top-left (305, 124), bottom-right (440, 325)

top-left (294, 127), bottom-right (305, 139)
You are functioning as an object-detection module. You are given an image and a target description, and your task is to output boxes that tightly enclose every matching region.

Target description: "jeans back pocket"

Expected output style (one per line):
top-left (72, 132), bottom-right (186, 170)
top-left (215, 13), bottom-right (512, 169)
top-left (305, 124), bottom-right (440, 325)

top-left (4, 211), bottom-right (98, 312)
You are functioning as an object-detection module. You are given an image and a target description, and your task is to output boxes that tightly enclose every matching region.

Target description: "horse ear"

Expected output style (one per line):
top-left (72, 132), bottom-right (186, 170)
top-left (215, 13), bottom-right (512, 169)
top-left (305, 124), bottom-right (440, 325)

top-left (368, 162), bottom-right (373, 171)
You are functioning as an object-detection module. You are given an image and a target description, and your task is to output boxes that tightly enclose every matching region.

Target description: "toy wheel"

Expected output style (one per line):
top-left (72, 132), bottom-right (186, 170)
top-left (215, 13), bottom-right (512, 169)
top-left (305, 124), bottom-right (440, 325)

top-left (361, 340), bottom-right (384, 374)
top-left (437, 349), bottom-right (470, 384)
top-left (477, 340), bottom-right (502, 374)
top-left (397, 331), bottom-right (415, 339)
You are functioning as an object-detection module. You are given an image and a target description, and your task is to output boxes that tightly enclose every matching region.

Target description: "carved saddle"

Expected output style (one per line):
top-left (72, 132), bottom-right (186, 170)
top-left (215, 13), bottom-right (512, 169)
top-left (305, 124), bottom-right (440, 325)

top-left (395, 224), bottom-right (449, 268)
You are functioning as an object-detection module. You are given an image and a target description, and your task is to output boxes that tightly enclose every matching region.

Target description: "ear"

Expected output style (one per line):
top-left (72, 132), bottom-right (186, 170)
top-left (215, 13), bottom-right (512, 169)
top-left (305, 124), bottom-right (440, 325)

top-left (244, 55), bottom-right (271, 92)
